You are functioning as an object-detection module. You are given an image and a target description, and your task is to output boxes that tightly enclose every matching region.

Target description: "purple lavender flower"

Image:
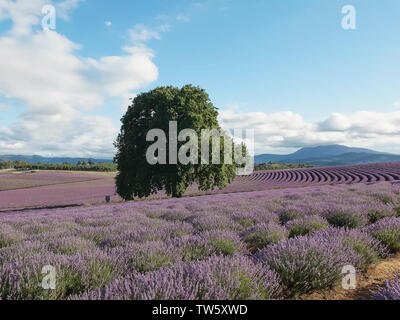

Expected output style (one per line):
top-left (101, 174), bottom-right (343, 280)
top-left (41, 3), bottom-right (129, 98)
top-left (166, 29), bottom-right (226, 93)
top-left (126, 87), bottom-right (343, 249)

top-left (322, 205), bottom-right (368, 229)
top-left (313, 228), bottom-right (388, 269)
top-left (231, 210), bottom-right (279, 228)
top-left (254, 233), bottom-right (363, 297)
top-left (286, 216), bottom-right (329, 238)
top-left (242, 223), bottom-right (288, 252)
top-left (72, 256), bottom-right (282, 300)
top-left (367, 217), bottom-right (400, 253)
top-left (371, 276), bottom-right (400, 300)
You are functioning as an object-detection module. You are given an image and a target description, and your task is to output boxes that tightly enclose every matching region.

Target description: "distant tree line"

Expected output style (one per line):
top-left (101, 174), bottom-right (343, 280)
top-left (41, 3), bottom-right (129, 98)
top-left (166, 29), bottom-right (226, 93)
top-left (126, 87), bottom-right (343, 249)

top-left (0, 160), bottom-right (117, 172)
top-left (254, 162), bottom-right (314, 171)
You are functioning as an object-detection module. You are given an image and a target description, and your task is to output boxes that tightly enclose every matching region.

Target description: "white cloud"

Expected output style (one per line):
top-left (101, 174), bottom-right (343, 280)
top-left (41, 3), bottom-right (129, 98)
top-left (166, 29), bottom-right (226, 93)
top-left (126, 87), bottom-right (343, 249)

top-left (0, 0), bottom-right (84, 36)
top-left (105, 21), bottom-right (112, 27)
top-left (0, 0), bottom-right (47, 36)
top-left (177, 14), bottom-right (190, 22)
top-left (158, 23), bottom-right (171, 32)
top-left (127, 22), bottom-right (171, 46)
top-left (0, 107), bottom-right (118, 157)
top-left (219, 109), bottom-right (400, 155)
top-left (128, 24), bottom-right (160, 43)
top-left (0, 31), bottom-right (102, 111)
top-left (86, 46), bottom-right (158, 97)
top-left (394, 102), bottom-right (400, 107)
top-left (319, 113), bottom-right (351, 131)
top-left (56, 0), bottom-right (86, 20)
top-left (0, 0), bottom-right (159, 157)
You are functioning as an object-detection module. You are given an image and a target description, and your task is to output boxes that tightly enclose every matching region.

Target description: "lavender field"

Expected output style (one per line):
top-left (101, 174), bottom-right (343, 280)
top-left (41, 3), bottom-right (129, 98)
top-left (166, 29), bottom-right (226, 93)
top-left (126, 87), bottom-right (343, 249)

top-left (0, 172), bottom-right (118, 211)
top-left (1, 177), bottom-right (400, 300)
top-left (0, 171), bottom-right (100, 192)
top-left (2, 162), bottom-right (400, 211)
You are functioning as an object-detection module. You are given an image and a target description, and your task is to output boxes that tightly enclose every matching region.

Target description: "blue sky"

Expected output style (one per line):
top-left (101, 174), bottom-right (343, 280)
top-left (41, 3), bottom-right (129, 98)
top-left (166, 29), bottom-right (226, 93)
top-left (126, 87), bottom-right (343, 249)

top-left (0, 0), bottom-right (400, 157)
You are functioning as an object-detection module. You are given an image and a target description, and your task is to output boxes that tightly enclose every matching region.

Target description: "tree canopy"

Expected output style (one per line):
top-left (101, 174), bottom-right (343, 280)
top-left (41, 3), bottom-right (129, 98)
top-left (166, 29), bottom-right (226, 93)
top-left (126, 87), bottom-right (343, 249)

top-left (114, 85), bottom-right (242, 199)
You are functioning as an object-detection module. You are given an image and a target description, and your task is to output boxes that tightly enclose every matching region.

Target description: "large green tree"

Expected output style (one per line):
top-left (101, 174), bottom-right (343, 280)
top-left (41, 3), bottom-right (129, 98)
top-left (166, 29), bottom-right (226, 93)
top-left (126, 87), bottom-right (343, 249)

top-left (114, 85), bottom-right (241, 199)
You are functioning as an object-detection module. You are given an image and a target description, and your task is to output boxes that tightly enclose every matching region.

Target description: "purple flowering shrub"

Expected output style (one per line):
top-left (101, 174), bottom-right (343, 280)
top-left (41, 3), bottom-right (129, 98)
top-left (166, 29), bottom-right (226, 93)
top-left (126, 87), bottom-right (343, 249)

top-left (286, 216), bottom-right (329, 238)
top-left (188, 215), bottom-right (241, 232)
top-left (367, 218), bottom-right (400, 253)
top-left (73, 256), bottom-right (282, 300)
top-left (0, 224), bottom-right (25, 249)
top-left (242, 223), bottom-right (288, 252)
top-left (371, 192), bottom-right (397, 205)
top-left (277, 206), bottom-right (304, 224)
top-left (371, 276), bottom-right (400, 300)
top-left (254, 232), bottom-right (366, 297)
top-left (168, 235), bottom-right (214, 262)
top-left (159, 209), bottom-right (193, 222)
top-left (364, 203), bottom-right (397, 223)
top-left (199, 230), bottom-right (248, 257)
top-left (165, 231), bottom-right (247, 262)
top-left (114, 241), bottom-right (183, 272)
top-left (0, 250), bottom-right (125, 300)
top-left (47, 236), bottom-right (98, 255)
top-left (313, 228), bottom-right (388, 269)
top-left (231, 211), bottom-right (279, 228)
top-left (0, 255), bottom-right (62, 300)
top-left (323, 206), bottom-right (368, 229)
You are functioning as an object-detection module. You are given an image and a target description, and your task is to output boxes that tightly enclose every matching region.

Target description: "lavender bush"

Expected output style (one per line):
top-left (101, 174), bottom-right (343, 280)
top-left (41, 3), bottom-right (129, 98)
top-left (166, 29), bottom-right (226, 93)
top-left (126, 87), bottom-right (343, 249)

top-left (231, 211), bottom-right (279, 228)
top-left (73, 256), bottom-right (282, 300)
top-left (277, 206), bottom-right (304, 224)
top-left (199, 230), bottom-right (248, 257)
top-left (242, 223), bottom-right (288, 251)
top-left (367, 218), bottom-right (400, 253)
top-left (371, 276), bottom-right (400, 300)
top-left (114, 242), bottom-right (183, 272)
top-left (254, 233), bottom-right (363, 297)
top-left (323, 206), bottom-right (368, 229)
top-left (313, 228), bottom-right (388, 269)
top-left (286, 216), bottom-right (329, 238)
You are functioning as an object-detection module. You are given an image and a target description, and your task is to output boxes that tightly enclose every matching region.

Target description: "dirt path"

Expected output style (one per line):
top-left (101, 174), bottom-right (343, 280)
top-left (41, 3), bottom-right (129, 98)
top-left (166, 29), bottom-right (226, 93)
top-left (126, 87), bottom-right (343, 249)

top-left (300, 254), bottom-right (400, 300)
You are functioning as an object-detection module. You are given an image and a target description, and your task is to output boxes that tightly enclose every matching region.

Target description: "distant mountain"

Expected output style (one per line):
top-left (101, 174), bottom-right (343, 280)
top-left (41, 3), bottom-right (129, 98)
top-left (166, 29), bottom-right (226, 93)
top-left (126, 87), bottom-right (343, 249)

top-left (0, 155), bottom-right (113, 165)
top-left (255, 145), bottom-right (400, 166)
top-left (2, 144), bottom-right (399, 167)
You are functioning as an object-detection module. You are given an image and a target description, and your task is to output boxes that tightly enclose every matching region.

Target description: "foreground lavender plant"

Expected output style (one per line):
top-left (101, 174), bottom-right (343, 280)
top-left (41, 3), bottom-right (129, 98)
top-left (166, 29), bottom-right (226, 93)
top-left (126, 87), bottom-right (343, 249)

top-left (322, 205), bottom-right (368, 229)
top-left (367, 218), bottom-right (400, 253)
top-left (313, 228), bottom-right (388, 269)
top-left (286, 216), bottom-right (329, 238)
top-left (73, 256), bottom-right (282, 300)
top-left (242, 223), bottom-right (289, 251)
top-left (371, 276), bottom-right (400, 300)
top-left (254, 232), bottom-right (364, 297)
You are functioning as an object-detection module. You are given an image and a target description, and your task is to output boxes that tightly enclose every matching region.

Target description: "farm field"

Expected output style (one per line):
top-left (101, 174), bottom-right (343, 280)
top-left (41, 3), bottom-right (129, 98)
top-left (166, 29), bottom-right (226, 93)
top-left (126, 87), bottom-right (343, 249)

top-left (0, 171), bottom-right (101, 191)
top-left (1, 177), bottom-right (400, 299)
top-left (0, 176), bottom-right (118, 211)
top-left (2, 162), bottom-right (400, 211)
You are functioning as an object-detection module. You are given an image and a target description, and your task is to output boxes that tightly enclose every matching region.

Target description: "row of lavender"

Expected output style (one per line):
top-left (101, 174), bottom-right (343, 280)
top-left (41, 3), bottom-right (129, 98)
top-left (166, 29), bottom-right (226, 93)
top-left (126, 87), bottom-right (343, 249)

top-left (239, 162), bottom-right (400, 190)
top-left (2, 162), bottom-right (400, 211)
top-left (0, 171), bottom-right (99, 192)
top-left (0, 182), bottom-right (400, 299)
